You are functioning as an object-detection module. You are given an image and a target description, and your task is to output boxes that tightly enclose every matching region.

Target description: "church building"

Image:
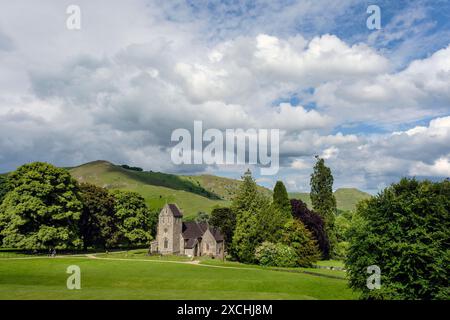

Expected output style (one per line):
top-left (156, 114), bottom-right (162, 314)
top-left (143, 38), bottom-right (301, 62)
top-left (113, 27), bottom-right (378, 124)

top-left (150, 204), bottom-right (224, 258)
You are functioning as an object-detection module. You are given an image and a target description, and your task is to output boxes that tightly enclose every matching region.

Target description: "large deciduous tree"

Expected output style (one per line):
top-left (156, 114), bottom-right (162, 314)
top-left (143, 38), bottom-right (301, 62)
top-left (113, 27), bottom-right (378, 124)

top-left (209, 207), bottom-right (236, 246)
top-left (79, 183), bottom-right (117, 250)
top-left (111, 190), bottom-right (154, 247)
top-left (0, 162), bottom-right (82, 249)
top-left (0, 175), bottom-right (10, 205)
top-left (346, 178), bottom-right (450, 300)
top-left (290, 198), bottom-right (330, 259)
top-left (310, 156), bottom-right (337, 255)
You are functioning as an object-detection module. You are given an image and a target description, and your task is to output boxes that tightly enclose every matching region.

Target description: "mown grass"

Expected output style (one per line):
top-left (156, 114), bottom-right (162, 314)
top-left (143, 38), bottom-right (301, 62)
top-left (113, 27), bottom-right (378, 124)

top-left (0, 255), bottom-right (357, 300)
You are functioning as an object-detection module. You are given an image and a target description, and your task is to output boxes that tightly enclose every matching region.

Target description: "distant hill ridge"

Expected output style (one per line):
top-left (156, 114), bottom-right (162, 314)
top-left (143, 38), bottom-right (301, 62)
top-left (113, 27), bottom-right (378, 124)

top-left (69, 160), bottom-right (370, 216)
top-left (289, 188), bottom-right (371, 212)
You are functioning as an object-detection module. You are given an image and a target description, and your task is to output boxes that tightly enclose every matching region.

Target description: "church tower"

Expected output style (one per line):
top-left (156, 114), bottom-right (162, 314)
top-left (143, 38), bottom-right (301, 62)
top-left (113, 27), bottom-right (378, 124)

top-left (157, 204), bottom-right (183, 254)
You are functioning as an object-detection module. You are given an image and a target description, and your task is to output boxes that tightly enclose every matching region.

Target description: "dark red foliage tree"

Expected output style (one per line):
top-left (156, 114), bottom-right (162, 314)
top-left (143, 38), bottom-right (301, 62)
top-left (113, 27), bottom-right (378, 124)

top-left (290, 199), bottom-right (330, 259)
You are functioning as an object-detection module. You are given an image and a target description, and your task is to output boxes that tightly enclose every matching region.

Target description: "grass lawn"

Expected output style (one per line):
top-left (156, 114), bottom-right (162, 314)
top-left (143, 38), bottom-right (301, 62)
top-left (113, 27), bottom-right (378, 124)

top-left (0, 254), bottom-right (357, 300)
top-left (315, 260), bottom-right (345, 268)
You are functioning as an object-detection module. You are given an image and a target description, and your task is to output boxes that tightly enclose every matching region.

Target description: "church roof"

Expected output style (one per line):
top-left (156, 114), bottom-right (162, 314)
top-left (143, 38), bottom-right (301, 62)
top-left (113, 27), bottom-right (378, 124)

top-left (182, 221), bottom-right (224, 242)
top-left (182, 221), bottom-right (206, 239)
top-left (167, 203), bottom-right (183, 218)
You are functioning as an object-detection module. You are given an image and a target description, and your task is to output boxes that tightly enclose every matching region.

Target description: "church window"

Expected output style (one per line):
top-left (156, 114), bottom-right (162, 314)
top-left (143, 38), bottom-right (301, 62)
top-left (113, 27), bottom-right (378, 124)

top-left (164, 238), bottom-right (168, 249)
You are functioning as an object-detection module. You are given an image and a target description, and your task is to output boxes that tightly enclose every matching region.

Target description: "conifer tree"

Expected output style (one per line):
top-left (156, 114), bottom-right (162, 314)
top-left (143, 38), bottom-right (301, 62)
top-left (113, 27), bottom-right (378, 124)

top-left (273, 180), bottom-right (291, 219)
top-left (310, 156), bottom-right (337, 255)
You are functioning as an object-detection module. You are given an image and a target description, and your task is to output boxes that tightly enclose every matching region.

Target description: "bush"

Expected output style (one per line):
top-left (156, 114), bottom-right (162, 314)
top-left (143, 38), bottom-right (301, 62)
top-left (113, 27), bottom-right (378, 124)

top-left (255, 242), bottom-right (297, 267)
top-left (346, 178), bottom-right (450, 300)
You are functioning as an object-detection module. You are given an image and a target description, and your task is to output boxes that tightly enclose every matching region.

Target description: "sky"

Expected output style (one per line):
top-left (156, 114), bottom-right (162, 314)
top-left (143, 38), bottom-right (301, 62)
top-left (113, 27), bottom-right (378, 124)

top-left (0, 0), bottom-right (449, 193)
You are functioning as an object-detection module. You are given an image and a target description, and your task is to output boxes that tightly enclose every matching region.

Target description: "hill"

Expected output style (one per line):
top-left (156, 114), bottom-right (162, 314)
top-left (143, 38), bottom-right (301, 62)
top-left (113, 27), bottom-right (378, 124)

top-left (69, 161), bottom-right (230, 218)
top-left (69, 161), bottom-right (271, 218)
top-left (289, 188), bottom-right (371, 212)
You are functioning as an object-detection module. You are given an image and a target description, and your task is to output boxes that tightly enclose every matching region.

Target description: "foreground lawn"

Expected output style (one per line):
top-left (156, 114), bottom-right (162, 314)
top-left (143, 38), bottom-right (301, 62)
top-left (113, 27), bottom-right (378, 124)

top-left (0, 256), bottom-right (357, 300)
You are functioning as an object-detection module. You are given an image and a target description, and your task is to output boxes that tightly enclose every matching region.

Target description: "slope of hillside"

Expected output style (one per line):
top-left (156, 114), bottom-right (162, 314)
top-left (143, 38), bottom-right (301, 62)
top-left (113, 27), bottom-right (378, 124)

top-left (289, 188), bottom-right (371, 212)
top-left (69, 161), bottom-right (229, 218)
top-left (185, 174), bottom-right (272, 201)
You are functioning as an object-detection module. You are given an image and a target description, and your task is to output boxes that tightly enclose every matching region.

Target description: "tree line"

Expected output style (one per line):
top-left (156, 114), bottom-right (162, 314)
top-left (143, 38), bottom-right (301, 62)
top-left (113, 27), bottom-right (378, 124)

top-left (202, 157), bottom-right (449, 300)
top-left (0, 162), bottom-right (158, 251)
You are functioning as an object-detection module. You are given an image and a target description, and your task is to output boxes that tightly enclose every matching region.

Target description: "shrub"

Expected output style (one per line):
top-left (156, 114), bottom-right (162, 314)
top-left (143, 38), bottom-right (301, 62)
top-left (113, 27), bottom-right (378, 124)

top-left (255, 241), bottom-right (297, 267)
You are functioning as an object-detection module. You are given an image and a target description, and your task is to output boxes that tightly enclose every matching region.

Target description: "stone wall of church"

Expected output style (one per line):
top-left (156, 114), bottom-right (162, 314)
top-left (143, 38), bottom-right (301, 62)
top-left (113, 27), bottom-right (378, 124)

top-left (201, 229), bottom-right (217, 256)
top-left (157, 206), bottom-right (182, 254)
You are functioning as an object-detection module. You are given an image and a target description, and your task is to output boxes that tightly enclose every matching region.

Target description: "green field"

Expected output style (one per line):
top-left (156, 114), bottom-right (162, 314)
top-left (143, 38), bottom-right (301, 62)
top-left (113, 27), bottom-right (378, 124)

top-left (0, 252), bottom-right (357, 300)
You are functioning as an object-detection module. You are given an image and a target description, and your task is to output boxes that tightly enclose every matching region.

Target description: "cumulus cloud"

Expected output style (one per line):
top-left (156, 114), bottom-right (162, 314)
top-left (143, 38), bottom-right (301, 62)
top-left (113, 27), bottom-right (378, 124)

top-left (0, 0), bottom-right (449, 193)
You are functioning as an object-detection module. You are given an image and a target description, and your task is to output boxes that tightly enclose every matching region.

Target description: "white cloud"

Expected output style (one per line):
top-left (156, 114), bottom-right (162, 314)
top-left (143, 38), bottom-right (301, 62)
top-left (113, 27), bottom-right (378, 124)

top-left (0, 1), bottom-right (449, 193)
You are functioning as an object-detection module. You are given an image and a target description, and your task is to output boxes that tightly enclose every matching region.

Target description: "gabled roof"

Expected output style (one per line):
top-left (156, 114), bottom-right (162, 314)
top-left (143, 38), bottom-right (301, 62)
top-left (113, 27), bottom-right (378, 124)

top-left (182, 221), bottom-right (224, 242)
top-left (209, 226), bottom-right (224, 242)
top-left (182, 221), bottom-right (205, 239)
top-left (167, 203), bottom-right (183, 218)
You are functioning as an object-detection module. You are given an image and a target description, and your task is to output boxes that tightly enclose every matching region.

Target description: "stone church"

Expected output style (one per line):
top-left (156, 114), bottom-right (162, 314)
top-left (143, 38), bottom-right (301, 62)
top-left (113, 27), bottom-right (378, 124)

top-left (150, 204), bottom-right (224, 258)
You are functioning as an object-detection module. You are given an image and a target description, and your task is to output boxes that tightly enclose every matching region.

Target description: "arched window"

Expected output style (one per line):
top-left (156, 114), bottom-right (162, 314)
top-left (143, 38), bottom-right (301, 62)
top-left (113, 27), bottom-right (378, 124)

top-left (206, 243), bottom-right (209, 251)
top-left (164, 238), bottom-right (168, 249)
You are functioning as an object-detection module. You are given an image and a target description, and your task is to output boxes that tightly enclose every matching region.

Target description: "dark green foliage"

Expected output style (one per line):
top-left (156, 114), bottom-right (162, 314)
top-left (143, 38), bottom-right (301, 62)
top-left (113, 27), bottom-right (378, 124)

top-left (255, 241), bottom-right (297, 267)
top-left (310, 156), bottom-right (337, 255)
top-left (231, 169), bottom-right (268, 263)
top-left (257, 203), bottom-right (289, 243)
top-left (210, 207), bottom-right (236, 245)
top-left (281, 219), bottom-right (321, 267)
top-left (0, 175), bottom-right (10, 205)
top-left (0, 162), bottom-right (82, 249)
top-left (273, 181), bottom-right (291, 218)
top-left (111, 190), bottom-right (154, 247)
top-left (79, 183), bottom-right (117, 250)
top-left (290, 199), bottom-right (330, 259)
top-left (120, 164), bottom-right (143, 172)
top-left (346, 178), bottom-right (450, 300)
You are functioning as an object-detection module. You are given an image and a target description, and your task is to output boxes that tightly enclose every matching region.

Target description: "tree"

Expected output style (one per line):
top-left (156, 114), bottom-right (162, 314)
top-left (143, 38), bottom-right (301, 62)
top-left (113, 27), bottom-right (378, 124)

top-left (290, 198), bottom-right (330, 259)
top-left (281, 219), bottom-right (321, 267)
top-left (257, 203), bottom-right (289, 243)
top-left (195, 211), bottom-right (210, 223)
top-left (0, 162), bottom-right (82, 250)
top-left (0, 175), bottom-right (10, 205)
top-left (346, 178), bottom-right (450, 300)
top-left (310, 156), bottom-right (337, 255)
top-left (79, 183), bottom-right (117, 250)
top-left (231, 169), bottom-right (268, 263)
top-left (111, 190), bottom-right (153, 247)
top-left (209, 207), bottom-right (236, 246)
top-left (272, 181), bottom-right (291, 219)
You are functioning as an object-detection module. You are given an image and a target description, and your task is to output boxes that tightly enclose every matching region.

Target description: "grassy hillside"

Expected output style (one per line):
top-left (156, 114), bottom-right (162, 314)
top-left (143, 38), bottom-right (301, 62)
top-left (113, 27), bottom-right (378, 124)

top-left (185, 174), bottom-right (272, 201)
top-left (69, 161), bottom-right (229, 218)
top-left (289, 188), bottom-right (371, 212)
